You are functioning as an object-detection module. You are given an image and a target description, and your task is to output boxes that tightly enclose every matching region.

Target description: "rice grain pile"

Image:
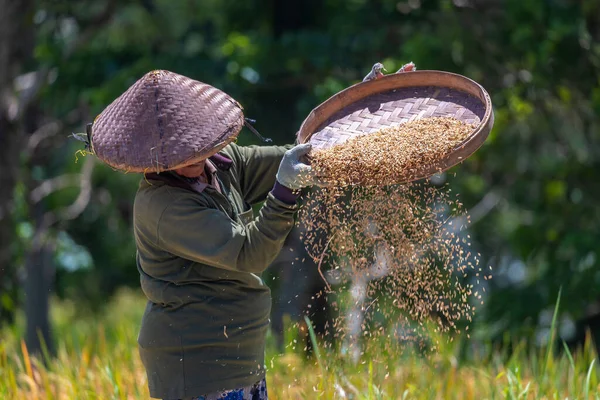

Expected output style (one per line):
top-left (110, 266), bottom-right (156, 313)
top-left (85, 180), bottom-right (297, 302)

top-left (297, 116), bottom-right (487, 355)
top-left (310, 116), bottom-right (476, 186)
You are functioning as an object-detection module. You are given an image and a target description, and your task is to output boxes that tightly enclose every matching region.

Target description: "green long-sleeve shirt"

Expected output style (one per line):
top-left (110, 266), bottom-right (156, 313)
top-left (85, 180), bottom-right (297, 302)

top-left (133, 143), bottom-right (296, 399)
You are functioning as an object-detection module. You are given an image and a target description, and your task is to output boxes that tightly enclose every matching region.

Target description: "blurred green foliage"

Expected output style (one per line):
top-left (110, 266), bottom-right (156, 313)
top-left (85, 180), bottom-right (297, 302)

top-left (5, 0), bottom-right (600, 345)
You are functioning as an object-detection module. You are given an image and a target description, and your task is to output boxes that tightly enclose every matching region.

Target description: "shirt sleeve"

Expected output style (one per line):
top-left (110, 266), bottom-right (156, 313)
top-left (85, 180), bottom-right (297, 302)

top-left (226, 143), bottom-right (293, 205)
top-left (156, 192), bottom-right (297, 274)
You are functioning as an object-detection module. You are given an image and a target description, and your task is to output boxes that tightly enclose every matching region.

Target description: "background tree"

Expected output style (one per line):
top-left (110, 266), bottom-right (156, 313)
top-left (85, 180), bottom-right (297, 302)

top-left (0, 0), bottom-right (35, 325)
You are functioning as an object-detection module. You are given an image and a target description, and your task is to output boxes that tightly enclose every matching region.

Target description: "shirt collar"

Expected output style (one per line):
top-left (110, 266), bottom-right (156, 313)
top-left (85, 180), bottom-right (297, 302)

top-left (209, 153), bottom-right (233, 171)
top-left (189, 159), bottom-right (221, 194)
top-left (205, 158), bottom-right (218, 175)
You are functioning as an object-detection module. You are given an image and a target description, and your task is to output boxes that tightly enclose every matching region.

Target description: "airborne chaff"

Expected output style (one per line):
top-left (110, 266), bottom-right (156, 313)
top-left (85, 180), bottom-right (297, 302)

top-left (298, 117), bottom-right (487, 356)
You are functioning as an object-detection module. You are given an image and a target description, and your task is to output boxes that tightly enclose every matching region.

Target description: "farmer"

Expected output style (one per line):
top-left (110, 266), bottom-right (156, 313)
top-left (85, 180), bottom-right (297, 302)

top-left (83, 70), bottom-right (320, 399)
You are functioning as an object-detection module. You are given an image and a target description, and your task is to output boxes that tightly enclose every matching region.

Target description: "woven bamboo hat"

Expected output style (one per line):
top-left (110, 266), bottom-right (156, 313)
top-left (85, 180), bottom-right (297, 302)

top-left (298, 70), bottom-right (494, 184)
top-left (89, 70), bottom-right (245, 173)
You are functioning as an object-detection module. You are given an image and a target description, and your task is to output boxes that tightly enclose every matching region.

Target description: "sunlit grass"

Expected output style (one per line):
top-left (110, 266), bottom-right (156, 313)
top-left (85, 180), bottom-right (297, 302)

top-left (1, 289), bottom-right (599, 399)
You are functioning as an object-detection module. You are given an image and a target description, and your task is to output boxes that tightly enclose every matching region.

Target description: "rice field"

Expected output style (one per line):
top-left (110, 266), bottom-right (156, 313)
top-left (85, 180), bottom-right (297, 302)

top-left (1, 289), bottom-right (599, 399)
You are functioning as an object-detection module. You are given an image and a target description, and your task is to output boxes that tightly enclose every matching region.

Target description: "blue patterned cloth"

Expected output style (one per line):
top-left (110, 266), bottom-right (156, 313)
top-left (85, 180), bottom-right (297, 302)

top-left (191, 378), bottom-right (268, 400)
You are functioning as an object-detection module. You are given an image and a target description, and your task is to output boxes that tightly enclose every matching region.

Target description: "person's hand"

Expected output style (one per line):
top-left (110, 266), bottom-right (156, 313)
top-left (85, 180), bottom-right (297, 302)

top-left (276, 143), bottom-right (319, 190)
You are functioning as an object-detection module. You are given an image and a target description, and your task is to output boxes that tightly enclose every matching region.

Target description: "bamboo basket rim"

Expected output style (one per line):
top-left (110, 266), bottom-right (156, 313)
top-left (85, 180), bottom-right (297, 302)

top-left (297, 70), bottom-right (494, 184)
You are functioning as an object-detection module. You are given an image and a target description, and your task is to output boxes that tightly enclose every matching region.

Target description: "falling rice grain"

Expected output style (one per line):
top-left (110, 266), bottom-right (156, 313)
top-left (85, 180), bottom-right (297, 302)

top-left (297, 116), bottom-right (489, 357)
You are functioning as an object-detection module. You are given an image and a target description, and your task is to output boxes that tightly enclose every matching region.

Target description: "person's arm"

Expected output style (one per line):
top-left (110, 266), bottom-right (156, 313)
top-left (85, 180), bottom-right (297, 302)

top-left (226, 143), bottom-right (293, 205)
top-left (157, 192), bottom-right (297, 274)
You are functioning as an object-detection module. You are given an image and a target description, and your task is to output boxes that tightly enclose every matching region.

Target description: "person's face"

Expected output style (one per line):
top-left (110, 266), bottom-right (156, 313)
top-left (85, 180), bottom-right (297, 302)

top-left (174, 160), bottom-right (206, 178)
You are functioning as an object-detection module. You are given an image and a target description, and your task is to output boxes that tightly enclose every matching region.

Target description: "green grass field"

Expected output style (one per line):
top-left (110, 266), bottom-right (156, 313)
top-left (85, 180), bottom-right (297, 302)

top-left (1, 289), bottom-right (599, 399)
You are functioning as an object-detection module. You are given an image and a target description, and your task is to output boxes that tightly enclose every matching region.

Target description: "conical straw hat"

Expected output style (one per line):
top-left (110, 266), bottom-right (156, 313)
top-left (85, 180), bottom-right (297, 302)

top-left (90, 70), bottom-right (244, 173)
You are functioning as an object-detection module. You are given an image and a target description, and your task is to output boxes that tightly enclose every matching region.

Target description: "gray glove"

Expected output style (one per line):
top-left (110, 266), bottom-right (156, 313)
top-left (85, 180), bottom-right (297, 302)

top-left (276, 143), bottom-right (317, 190)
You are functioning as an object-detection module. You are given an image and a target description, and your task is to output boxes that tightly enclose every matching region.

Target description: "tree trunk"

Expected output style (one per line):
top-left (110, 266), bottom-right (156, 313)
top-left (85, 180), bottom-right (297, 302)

top-left (0, 115), bottom-right (20, 324)
top-left (24, 202), bottom-right (55, 356)
top-left (0, 0), bottom-right (34, 325)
